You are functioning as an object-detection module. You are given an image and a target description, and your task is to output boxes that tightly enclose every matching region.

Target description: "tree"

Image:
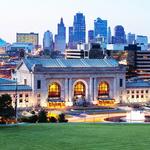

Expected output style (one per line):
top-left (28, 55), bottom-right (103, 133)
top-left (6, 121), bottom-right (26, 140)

top-left (0, 94), bottom-right (15, 120)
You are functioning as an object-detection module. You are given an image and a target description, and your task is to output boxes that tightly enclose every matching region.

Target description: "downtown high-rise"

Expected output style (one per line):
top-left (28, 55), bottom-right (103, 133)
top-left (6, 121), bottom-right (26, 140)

top-left (113, 25), bottom-right (126, 44)
top-left (54, 18), bottom-right (66, 53)
top-left (68, 26), bottom-right (74, 49)
top-left (73, 12), bottom-right (86, 48)
top-left (107, 27), bottom-right (112, 44)
top-left (88, 30), bottom-right (94, 43)
top-left (43, 30), bottom-right (53, 55)
top-left (127, 32), bottom-right (135, 44)
top-left (94, 18), bottom-right (107, 43)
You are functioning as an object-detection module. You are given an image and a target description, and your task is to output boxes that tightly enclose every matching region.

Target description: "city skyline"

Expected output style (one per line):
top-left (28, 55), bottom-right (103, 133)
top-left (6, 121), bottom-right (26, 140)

top-left (0, 0), bottom-right (150, 44)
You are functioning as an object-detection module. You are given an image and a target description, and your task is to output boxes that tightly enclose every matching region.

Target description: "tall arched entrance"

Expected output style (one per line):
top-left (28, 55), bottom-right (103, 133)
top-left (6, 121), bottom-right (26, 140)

top-left (97, 81), bottom-right (115, 106)
top-left (73, 81), bottom-right (86, 106)
top-left (74, 81), bottom-right (86, 97)
top-left (48, 82), bottom-right (61, 99)
top-left (98, 81), bottom-right (109, 97)
top-left (47, 82), bottom-right (65, 108)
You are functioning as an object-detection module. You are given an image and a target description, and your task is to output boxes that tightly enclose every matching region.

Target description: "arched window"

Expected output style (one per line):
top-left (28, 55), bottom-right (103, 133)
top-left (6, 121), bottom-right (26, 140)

top-left (98, 81), bottom-right (109, 96)
top-left (74, 81), bottom-right (85, 96)
top-left (48, 82), bottom-right (61, 98)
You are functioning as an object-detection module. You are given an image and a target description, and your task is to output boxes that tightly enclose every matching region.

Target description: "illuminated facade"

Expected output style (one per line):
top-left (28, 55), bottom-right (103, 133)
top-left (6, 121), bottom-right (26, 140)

top-left (14, 58), bottom-right (126, 108)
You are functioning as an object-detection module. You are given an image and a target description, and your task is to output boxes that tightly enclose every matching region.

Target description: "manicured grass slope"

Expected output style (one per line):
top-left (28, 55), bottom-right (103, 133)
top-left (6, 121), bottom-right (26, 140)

top-left (0, 123), bottom-right (150, 150)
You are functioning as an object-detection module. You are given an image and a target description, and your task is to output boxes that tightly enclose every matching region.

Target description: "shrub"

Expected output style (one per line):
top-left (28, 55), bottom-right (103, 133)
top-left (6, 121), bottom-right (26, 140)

top-left (38, 110), bottom-right (47, 123)
top-left (49, 117), bottom-right (57, 123)
top-left (58, 113), bottom-right (68, 123)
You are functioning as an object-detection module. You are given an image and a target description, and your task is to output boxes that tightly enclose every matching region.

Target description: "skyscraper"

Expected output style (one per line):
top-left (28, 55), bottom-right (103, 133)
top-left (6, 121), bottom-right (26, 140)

top-left (127, 32), bottom-right (135, 44)
top-left (54, 18), bottom-right (66, 53)
top-left (113, 25), bottom-right (126, 44)
top-left (88, 30), bottom-right (94, 43)
top-left (94, 18), bottom-right (107, 43)
top-left (73, 13), bottom-right (86, 48)
top-left (136, 35), bottom-right (148, 50)
top-left (136, 35), bottom-right (148, 45)
top-left (43, 30), bottom-right (53, 55)
top-left (68, 26), bottom-right (74, 49)
top-left (107, 27), bottom-right (112, 44)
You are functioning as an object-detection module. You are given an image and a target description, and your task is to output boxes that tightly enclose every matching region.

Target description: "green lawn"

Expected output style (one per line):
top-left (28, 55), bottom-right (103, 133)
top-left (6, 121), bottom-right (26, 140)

top-left (0, 123), bottom-right (150, 150)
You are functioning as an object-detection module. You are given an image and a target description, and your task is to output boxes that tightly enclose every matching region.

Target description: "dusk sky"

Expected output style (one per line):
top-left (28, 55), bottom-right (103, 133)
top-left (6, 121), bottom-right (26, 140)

top-left (0, 0), bottom-right (150, 44)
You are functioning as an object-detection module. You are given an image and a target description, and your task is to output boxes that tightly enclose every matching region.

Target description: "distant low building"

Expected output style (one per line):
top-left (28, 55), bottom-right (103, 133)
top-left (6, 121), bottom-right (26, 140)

top-left (7, 42), bottom-right (35, 57)
top-left (65, 49), bottom-right (89, 59)
top-left (0, 78), bottom-right (33, 108)
top-left (0, 38), bottom-right (9, 54)
top-left (16, 32), bottom-right (39, 47)
top-left (123, 80), bottom-right (150, 103)
top-left (107, 44), bottom-right (127, 51)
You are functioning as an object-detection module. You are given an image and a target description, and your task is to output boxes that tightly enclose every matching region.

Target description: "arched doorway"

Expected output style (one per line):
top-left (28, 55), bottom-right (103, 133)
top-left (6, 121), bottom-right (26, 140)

top-left (74, 81), bottom-right (86, 97)
top-left (73, 81), bottom-right (86, 106)
top-left (48, 82), bottom-right (65, 108)
top-left (98, 81), bottom-right (109, 97)
top-left (48, 82), bottom-right (61, 99)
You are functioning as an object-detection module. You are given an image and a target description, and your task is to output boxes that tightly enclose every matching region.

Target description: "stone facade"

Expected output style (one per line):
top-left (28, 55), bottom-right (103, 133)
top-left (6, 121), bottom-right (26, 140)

top-left (13, 58), bottom-right (126, 108)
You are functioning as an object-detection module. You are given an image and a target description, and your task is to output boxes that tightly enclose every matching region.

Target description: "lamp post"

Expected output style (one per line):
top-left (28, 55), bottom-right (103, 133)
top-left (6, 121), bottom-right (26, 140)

top-left (15, 78), bottom-right (18, 122)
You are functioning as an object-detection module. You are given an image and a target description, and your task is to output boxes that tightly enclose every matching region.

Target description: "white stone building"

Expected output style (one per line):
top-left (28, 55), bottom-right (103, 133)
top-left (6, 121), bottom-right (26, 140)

top-left (124, 80), bottom-right (150, 103)
top-left (0, 78), bottom-right (32, 108)
top-left (13, 57), bottom-right (126, 108)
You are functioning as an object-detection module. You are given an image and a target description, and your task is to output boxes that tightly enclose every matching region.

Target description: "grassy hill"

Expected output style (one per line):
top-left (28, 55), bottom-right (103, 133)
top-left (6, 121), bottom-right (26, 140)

top-left (0, 123), bottom-right (150, 150)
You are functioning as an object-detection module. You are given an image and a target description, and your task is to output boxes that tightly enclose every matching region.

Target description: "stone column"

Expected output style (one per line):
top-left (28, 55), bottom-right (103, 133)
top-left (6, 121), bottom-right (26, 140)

top-left (94, 77), bottom-right (97, 101)
top-left (68, 78), bottom-right (73, 106)
top-left (113, 77), bottom-right (117, 102)
top-left (89, 77), bottom-right (93, 103)
top-left (65, 78), bottom-right (68, 102)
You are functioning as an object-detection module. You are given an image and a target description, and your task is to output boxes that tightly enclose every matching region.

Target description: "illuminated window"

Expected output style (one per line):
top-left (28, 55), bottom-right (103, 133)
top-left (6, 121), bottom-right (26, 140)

top-left (48, 83), bottom-right (61, 98)
top-left (98, 81), bottom-right (109, 96)
top-left (74, 82), bottom-right (85, 96)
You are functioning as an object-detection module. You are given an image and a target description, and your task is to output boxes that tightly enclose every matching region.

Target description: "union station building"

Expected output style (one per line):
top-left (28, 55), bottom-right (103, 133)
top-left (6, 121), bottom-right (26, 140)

top-left (11, 57), bottom-right (126, 108)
